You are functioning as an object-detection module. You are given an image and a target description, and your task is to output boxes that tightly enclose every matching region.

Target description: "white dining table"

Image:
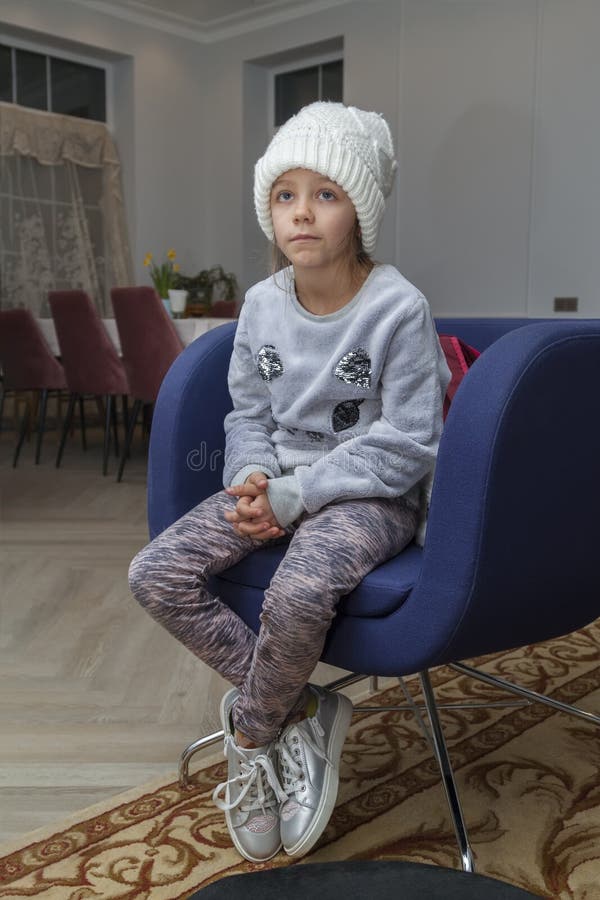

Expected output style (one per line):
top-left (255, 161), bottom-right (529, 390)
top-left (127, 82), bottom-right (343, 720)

top-left (38, 317), bottom-right (233, 357)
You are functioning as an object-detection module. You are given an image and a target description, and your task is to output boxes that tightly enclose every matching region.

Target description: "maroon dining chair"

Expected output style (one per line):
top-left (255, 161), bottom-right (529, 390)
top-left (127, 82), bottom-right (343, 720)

top-left (210, 299), bottom-right (238, 318)
top-left (110, 286), bottom-right (184, 481)
top-left (0, 308), bottom-right (68, 467)
top-left (48, 290), bottom-right (130, 476)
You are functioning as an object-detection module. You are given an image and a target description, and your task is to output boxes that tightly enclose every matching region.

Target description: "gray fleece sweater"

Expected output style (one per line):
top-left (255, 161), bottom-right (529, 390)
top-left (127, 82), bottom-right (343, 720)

top-left (223, 264), bottom-right (451, 542)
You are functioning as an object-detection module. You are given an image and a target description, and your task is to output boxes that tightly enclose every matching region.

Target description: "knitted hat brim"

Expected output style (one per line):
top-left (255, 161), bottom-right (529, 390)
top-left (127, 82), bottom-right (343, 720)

top-left (254, 147), bottom-right (384, 256)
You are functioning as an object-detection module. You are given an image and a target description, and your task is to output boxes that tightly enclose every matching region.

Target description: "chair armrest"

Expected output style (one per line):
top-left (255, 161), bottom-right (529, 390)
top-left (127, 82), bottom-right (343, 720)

top-left (147, 322), bottom-right (236, 538)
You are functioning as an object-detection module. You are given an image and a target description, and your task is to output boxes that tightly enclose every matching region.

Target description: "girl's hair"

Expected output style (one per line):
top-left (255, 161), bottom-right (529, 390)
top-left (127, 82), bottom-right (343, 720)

top-left (270, 220), bottom-right (374, 283)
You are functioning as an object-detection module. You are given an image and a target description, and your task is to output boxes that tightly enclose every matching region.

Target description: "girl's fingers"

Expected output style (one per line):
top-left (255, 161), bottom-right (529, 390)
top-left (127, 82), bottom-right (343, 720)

top-left (236, 500), bottom-right (264, 518)
top-left (233, 519), bottom-right (282, 538)
top-left (225, 483), bottom-right (261, 498)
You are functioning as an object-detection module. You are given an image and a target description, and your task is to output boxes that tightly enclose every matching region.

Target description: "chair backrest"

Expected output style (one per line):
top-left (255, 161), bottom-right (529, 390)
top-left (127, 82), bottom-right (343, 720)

top-left (210, 300), bottom-right (238, 318)
top-left (433, 317), bottom-right (575, 352)
top-left (110, 287), bottom-right (184, 403)
top-left (48, 290), bottom-right (129, 395)
top-left (412, 320), bottom-right (600, 667)
top-left (0, 308), bottom-right (66, 391)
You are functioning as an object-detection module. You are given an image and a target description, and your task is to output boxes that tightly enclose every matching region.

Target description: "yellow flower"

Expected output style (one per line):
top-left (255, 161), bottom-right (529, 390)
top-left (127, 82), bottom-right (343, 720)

top-left (173, 263), bottom-right (180, 272)
top-left (143, 249), bottom-right (179, 296)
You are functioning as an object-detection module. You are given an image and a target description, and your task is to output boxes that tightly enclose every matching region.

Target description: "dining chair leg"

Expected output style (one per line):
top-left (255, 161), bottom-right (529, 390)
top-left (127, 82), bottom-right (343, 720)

top-left (57, 393), bottom-right (77, 468)
top-left (121, 395), bottom-right (129, 442)
top-left (117, 398), bottom-right (142, 482)
top-left (79, 396), bottom-right (87, 451)
top-left (142, 402), bottom-right (153, 440)
top-left (102, 394), bottom-right (113, 476)
top-left (35, 388), bottom-right (49, 464)
top-left (13, 404), bottom-right (31, 467)
top-left (0, 385), bottom-right (5, 436)
top-left (111, 396), bottom-right (120, 456)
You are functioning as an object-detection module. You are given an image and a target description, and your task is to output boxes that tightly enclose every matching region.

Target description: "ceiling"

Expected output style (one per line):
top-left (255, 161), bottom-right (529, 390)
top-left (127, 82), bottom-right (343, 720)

top-left (67, 0), bottom-right (353, 42)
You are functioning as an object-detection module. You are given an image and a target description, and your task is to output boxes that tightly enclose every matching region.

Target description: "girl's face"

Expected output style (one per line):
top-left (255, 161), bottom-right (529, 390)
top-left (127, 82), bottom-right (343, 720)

top-left (270, 168), bottom-right (358, 277)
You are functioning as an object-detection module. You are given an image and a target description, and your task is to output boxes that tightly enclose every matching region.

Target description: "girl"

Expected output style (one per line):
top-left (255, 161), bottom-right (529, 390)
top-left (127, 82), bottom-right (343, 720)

top-left (129, 101), bottom-right (450, 864)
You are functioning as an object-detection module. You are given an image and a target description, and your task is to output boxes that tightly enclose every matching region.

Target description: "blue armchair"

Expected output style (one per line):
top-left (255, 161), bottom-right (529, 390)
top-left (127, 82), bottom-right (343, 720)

top-left (147, 316), bottom-right (600, 872)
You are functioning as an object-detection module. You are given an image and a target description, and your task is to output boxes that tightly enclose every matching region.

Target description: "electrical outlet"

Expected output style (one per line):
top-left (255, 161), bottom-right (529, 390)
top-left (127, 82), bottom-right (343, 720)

top-left (554, 297), bottom-right (578, 312)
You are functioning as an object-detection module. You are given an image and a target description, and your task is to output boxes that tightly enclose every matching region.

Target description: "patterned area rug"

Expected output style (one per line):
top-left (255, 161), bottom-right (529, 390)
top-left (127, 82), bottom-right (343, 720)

top-left (2, 623), bottom-right (600, 900)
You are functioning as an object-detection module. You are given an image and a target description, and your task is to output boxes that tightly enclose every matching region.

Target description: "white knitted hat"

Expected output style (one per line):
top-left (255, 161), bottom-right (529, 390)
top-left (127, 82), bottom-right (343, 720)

top-left (254, 101), bottom-right (397, 255)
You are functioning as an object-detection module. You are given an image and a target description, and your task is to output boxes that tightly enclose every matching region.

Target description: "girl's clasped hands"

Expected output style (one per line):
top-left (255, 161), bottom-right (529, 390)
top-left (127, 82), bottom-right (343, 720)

top-left (224, 473), bottom-right (285, 540)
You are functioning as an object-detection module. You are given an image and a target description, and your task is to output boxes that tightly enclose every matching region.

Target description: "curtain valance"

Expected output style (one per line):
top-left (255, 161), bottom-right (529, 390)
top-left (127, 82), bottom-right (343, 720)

top-left (0, 101), bottom-right (120, 168)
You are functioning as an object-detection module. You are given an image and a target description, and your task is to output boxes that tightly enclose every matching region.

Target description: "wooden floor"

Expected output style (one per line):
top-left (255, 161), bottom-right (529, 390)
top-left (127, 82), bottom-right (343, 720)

top-left (0, 421), bottom-right (350, 843)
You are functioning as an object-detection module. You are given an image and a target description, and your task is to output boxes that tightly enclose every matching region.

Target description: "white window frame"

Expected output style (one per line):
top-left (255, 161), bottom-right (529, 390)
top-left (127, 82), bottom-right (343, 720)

top-left (268, 50), bottom-right (343, 136)
top-left (0, 33), bottom-right (113, 129)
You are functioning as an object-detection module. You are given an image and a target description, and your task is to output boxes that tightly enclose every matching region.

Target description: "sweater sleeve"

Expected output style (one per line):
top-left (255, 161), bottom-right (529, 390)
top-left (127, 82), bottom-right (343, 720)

top-left (290, 296), bottom-right (450, 515)
top-left (223, 305), bottom-right (282, 487)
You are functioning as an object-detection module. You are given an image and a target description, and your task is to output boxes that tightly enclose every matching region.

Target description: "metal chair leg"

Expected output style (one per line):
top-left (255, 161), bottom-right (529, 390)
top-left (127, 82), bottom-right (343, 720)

top-left (451, 662), bottom-right (600, 728)
top-left (35, 389), bottom-right (49, 464)
top-left (13, 404), bottom-right (31, 467)
top-left (117, 398), bottom-right (142, 482)
top-left (179, 729), bottom-right (225, 789)
top-left (102, 394), bottom-right (113, 476)
top-left (111, 396), bottom-right (120, 456)
top-left (79, 396), bottom-right (87, 451)
top-left (419, 671), bottom-right (474, 872)
top-left (122, 395), bottom-right (129, 438)
top-left (56, 393), bottom-right (77, 467)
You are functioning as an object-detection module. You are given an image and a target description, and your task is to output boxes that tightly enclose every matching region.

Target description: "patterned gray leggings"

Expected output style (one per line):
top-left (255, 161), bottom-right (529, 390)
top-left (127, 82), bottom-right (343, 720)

top-left (129, 490), bottom-right (417, 746)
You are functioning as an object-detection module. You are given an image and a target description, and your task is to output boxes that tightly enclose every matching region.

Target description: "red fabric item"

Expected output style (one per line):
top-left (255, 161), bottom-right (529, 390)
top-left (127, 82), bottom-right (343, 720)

top-left (0, 308), bottom-right (67, 390)
top-left (48, 291), bottom-right (129, 395)
top-left (110, 287), bottom-right (184, 403)
top-left (438, 334), bottom-right (481, 421)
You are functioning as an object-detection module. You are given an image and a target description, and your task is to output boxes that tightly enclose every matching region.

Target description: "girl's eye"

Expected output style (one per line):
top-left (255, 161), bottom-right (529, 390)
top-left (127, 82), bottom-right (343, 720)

top-left (318, 189), bottom-right (336, 201)
top-left (276, 190), bottom-right (293, 202)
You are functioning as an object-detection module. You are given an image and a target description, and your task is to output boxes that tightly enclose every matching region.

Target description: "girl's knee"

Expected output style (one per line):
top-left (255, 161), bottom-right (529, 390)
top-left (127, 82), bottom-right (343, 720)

top-left (128, 543), bottom-right (170, 608)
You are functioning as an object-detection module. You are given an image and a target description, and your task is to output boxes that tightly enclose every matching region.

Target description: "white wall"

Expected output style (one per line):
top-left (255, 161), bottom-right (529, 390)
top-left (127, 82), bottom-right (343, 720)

top-left (528, 0), bottom-right (600, 317)
top-left (2, 0), bottom-right (600, 317)
top-left (194, 0), bottom-right (600, 317)
top-left (397, 0), bottom-right (600, 317)
top-left (397, 0), bottom-right (538, 316)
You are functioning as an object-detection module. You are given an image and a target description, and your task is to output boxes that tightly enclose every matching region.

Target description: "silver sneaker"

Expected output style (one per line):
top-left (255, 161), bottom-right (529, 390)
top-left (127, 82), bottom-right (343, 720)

top-left (276, 685), bottom-right (353, 857)
top-left (213, 688), bottom-right (287, 862)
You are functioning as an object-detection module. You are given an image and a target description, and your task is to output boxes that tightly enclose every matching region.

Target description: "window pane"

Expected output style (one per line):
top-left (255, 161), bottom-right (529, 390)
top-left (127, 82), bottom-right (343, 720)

top-left (0, 45), bottom-right (12, 103)
top-left (50, 57), bottom-right (106, 121)
top-left (16, 49), bottom-right (47, 110)
top-left (321, 59), bottom-right (343, 103)
top-left (275, 65), bottom-right (318, 127)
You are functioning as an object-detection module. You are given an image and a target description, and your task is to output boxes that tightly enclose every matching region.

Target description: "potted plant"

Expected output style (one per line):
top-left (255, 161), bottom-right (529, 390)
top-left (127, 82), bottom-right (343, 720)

top-left (173, 265), bottom-right (238, 316)
top-left (143, 248), bottom-right (180, 299)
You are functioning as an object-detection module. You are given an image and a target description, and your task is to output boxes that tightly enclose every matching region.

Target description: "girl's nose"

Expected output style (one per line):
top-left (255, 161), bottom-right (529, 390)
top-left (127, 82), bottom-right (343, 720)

top-left (293, 199), bottom-right (314, 222)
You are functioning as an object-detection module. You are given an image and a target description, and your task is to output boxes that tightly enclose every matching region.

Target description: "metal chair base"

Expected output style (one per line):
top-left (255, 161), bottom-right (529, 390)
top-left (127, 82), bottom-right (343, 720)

top-left (178, 670), bottom-right (474, 870)
top-left (177, 663), bottom-right (600, 874)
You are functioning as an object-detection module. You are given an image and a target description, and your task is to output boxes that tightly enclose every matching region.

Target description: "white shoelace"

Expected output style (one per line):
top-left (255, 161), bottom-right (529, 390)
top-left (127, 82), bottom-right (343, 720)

top-left (213, 735), bottom-right (287, 814)
top-left (276, 718), bottom-right (331, 796)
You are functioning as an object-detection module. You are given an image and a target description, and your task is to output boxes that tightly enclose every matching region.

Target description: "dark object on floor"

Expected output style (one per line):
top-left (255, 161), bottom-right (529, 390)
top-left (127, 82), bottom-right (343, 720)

top-left (188, 861), bottom-right (542, 899)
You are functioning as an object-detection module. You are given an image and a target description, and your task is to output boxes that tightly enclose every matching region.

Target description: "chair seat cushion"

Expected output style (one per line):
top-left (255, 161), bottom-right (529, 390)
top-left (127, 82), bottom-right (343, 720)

top-left (216, 541), bottom-right (423, 618)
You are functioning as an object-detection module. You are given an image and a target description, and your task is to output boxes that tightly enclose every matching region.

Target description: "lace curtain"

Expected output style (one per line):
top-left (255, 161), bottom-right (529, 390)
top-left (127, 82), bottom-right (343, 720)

top-left (0, 102), bottom-right (133, 316)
